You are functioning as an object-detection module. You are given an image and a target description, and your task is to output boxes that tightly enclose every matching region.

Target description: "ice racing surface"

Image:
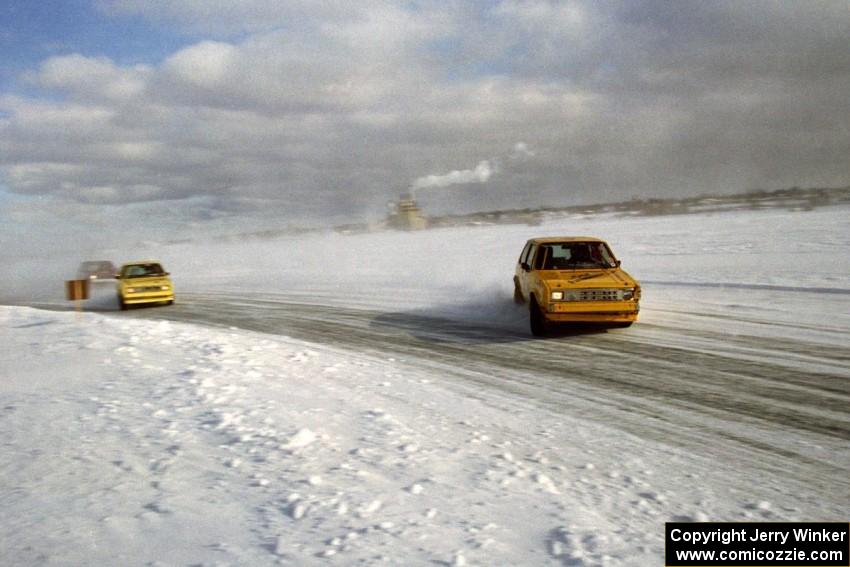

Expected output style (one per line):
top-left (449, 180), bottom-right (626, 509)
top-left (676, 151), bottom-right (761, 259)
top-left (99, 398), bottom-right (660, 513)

top-left (2, 207), bottom-right (849, 565)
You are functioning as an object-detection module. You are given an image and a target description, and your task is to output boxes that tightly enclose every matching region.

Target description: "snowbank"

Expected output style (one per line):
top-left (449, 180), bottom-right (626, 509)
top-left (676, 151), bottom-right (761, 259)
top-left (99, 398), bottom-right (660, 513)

top-left (1, 303), bottom-right (843, 566)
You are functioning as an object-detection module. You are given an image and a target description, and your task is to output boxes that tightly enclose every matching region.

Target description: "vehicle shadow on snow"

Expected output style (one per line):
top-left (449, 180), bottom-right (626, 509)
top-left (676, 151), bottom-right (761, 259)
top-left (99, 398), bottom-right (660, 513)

top-left (68, 280), bottom-right (122, 311)
top-left (78, 281), bottom-right (173, 312)
top-left (369, 299), bottom-right (610, 346)
top-left (55, 284), bottom-right (173, 313)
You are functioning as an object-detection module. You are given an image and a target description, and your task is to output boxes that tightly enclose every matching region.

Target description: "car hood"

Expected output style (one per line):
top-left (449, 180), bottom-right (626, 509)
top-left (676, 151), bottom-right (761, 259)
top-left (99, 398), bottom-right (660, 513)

top-left (120, 277), bottom-right (172, 287)
top-left (539, 269), bottom-right (637, 288)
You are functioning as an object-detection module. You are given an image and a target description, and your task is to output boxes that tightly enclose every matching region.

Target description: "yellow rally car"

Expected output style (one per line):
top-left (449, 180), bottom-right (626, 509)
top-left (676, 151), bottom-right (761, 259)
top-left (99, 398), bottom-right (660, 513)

top-left (116, 261), bottom-right (174, 310)
top-left (513, 237), bottom-right (640, 335)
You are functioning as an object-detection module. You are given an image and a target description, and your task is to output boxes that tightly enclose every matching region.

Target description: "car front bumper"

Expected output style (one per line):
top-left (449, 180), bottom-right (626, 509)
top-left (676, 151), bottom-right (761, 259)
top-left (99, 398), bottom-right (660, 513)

top-left (544, 301), bottom-right (639, 323)
top-left (121, 292), bottom-right (174, 305)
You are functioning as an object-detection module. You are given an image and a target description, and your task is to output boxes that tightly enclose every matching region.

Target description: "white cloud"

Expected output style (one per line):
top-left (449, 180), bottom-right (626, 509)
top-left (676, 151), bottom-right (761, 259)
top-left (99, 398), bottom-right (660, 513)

top-left (412, 160), bottom-right (493, 190)
top-left (162, 41), bottom-right (237, 88)
top-left (34, 54), bottom-right (151, 102)
top-left (1, 0), bottom-right (848, 231)
top-left (494, 0), bottom-right (588, 33)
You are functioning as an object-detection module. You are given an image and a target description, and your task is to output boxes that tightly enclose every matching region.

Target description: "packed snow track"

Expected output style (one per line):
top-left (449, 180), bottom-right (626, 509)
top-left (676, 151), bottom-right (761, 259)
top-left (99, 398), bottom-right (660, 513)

top-left (116, 288), bottom-right (850, 498)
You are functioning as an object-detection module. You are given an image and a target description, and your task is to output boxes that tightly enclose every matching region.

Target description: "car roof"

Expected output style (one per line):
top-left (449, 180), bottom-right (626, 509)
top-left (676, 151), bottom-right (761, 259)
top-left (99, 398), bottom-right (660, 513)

top-left (526, 236), bottom-right (607, 244)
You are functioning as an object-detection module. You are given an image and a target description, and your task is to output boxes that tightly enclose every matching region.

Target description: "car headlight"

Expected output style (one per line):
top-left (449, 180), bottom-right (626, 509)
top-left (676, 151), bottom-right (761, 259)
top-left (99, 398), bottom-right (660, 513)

top-left (551, 290), bottom-right (564, 301)
top-left (623, 288), bottom-right (635, 300)
top-left (126, 287), bottom-right (137, 293)
top-left (160, 285), bottom-right (170, 291)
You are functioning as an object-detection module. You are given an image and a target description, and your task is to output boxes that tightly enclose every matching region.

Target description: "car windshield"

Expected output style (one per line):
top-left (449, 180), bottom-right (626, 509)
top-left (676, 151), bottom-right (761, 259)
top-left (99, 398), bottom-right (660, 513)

top-left (81, 261), bottom-right (112, 270)
top-left (122, 263), bottom-right (166, 278)
top-left (537, 242), bottom-right (617, 270)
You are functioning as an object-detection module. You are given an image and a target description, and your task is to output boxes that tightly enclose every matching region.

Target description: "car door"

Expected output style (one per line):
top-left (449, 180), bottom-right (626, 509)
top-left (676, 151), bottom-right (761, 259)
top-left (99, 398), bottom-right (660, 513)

top-left (517, 242), bottom-right (537, 299)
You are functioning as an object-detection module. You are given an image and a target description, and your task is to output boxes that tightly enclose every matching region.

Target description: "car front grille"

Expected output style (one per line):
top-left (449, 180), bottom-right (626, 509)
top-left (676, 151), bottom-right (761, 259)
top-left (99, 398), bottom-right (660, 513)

top-left (570, 288), bottom-right (624, 301)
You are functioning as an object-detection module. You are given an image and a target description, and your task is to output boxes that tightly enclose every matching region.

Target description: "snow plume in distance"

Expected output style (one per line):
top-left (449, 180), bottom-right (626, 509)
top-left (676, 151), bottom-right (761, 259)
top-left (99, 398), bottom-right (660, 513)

top-left (412, 160), bottom-right (494, 191)
top-left (410, 142), bottom-right (534, 197)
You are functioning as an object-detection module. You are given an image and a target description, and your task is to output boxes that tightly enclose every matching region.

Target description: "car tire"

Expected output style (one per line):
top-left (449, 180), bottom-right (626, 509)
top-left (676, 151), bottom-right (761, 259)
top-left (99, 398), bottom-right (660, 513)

top-left (612, 322), bottom-right (633, 328)
top-left (119, 298), bottom-right (128, 311)
top-left (166, 300), bottom-right (174, 306)
top-left (529, 297), bottom-right (548, 337)
top-left (513, 279), bottom-right (525, 304)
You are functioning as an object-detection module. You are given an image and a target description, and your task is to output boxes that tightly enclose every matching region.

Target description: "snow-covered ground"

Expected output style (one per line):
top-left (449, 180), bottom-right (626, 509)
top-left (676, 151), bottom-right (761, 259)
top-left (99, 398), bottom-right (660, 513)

top-left (2, 206), bottom-right (849, 566)
top-left (173, 206), bottom-right (850, 311)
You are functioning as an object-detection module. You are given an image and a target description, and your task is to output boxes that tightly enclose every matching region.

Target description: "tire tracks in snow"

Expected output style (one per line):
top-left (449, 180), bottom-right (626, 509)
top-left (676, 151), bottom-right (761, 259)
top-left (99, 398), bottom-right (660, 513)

top-left (115, 291), bottom-right (850, 498)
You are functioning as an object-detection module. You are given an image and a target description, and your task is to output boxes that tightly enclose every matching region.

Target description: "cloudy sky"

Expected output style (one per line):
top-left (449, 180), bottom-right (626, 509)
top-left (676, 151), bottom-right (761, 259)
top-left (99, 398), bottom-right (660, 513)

top-left (1, 1), bottom-right (849, 245)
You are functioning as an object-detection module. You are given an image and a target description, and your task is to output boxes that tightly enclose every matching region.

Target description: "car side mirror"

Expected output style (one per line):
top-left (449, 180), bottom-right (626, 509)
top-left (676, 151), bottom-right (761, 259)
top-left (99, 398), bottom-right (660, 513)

top-left (115, 275), bottom-right (121, 279)
top-left (520, 262), bottom-right (530, 272)
top-left (164, 272), bottom-right (170, 276)
top-left (615, 260), bottom-right (622, 267)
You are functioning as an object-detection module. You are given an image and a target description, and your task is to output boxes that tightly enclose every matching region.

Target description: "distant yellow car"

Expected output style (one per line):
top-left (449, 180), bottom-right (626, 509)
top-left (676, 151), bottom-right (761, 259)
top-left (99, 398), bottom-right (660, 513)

top-left (116, 261), bottom-right (174, 310)
top-left (514, 237), bottom-right (640, 335)
top-left (77, 260), bottom-right (117, 281)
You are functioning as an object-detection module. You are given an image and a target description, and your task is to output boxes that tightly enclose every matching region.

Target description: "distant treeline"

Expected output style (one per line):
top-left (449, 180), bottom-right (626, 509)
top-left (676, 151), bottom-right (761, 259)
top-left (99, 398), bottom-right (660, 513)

top-left (186, 185), bottom-right (850, 242)
top-left (424, 185), bottom-right (850, 229)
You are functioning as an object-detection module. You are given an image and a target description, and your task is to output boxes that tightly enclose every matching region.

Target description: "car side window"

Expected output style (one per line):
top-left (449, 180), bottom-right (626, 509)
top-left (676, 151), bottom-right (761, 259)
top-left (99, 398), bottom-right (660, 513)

top-left (526, 244), bottom-right (538, 268)
top-left (532, 245), bottom-right (548, 270)
top-left (518, 242), bottom-right (532, 264)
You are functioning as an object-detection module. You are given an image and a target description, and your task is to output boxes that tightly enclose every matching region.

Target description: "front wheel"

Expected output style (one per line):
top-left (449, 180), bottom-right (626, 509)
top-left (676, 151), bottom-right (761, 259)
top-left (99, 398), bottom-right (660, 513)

top-left (119, 298), bottom-right (128, 311)
top-left (529, 298), bottom-right (548, 337)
